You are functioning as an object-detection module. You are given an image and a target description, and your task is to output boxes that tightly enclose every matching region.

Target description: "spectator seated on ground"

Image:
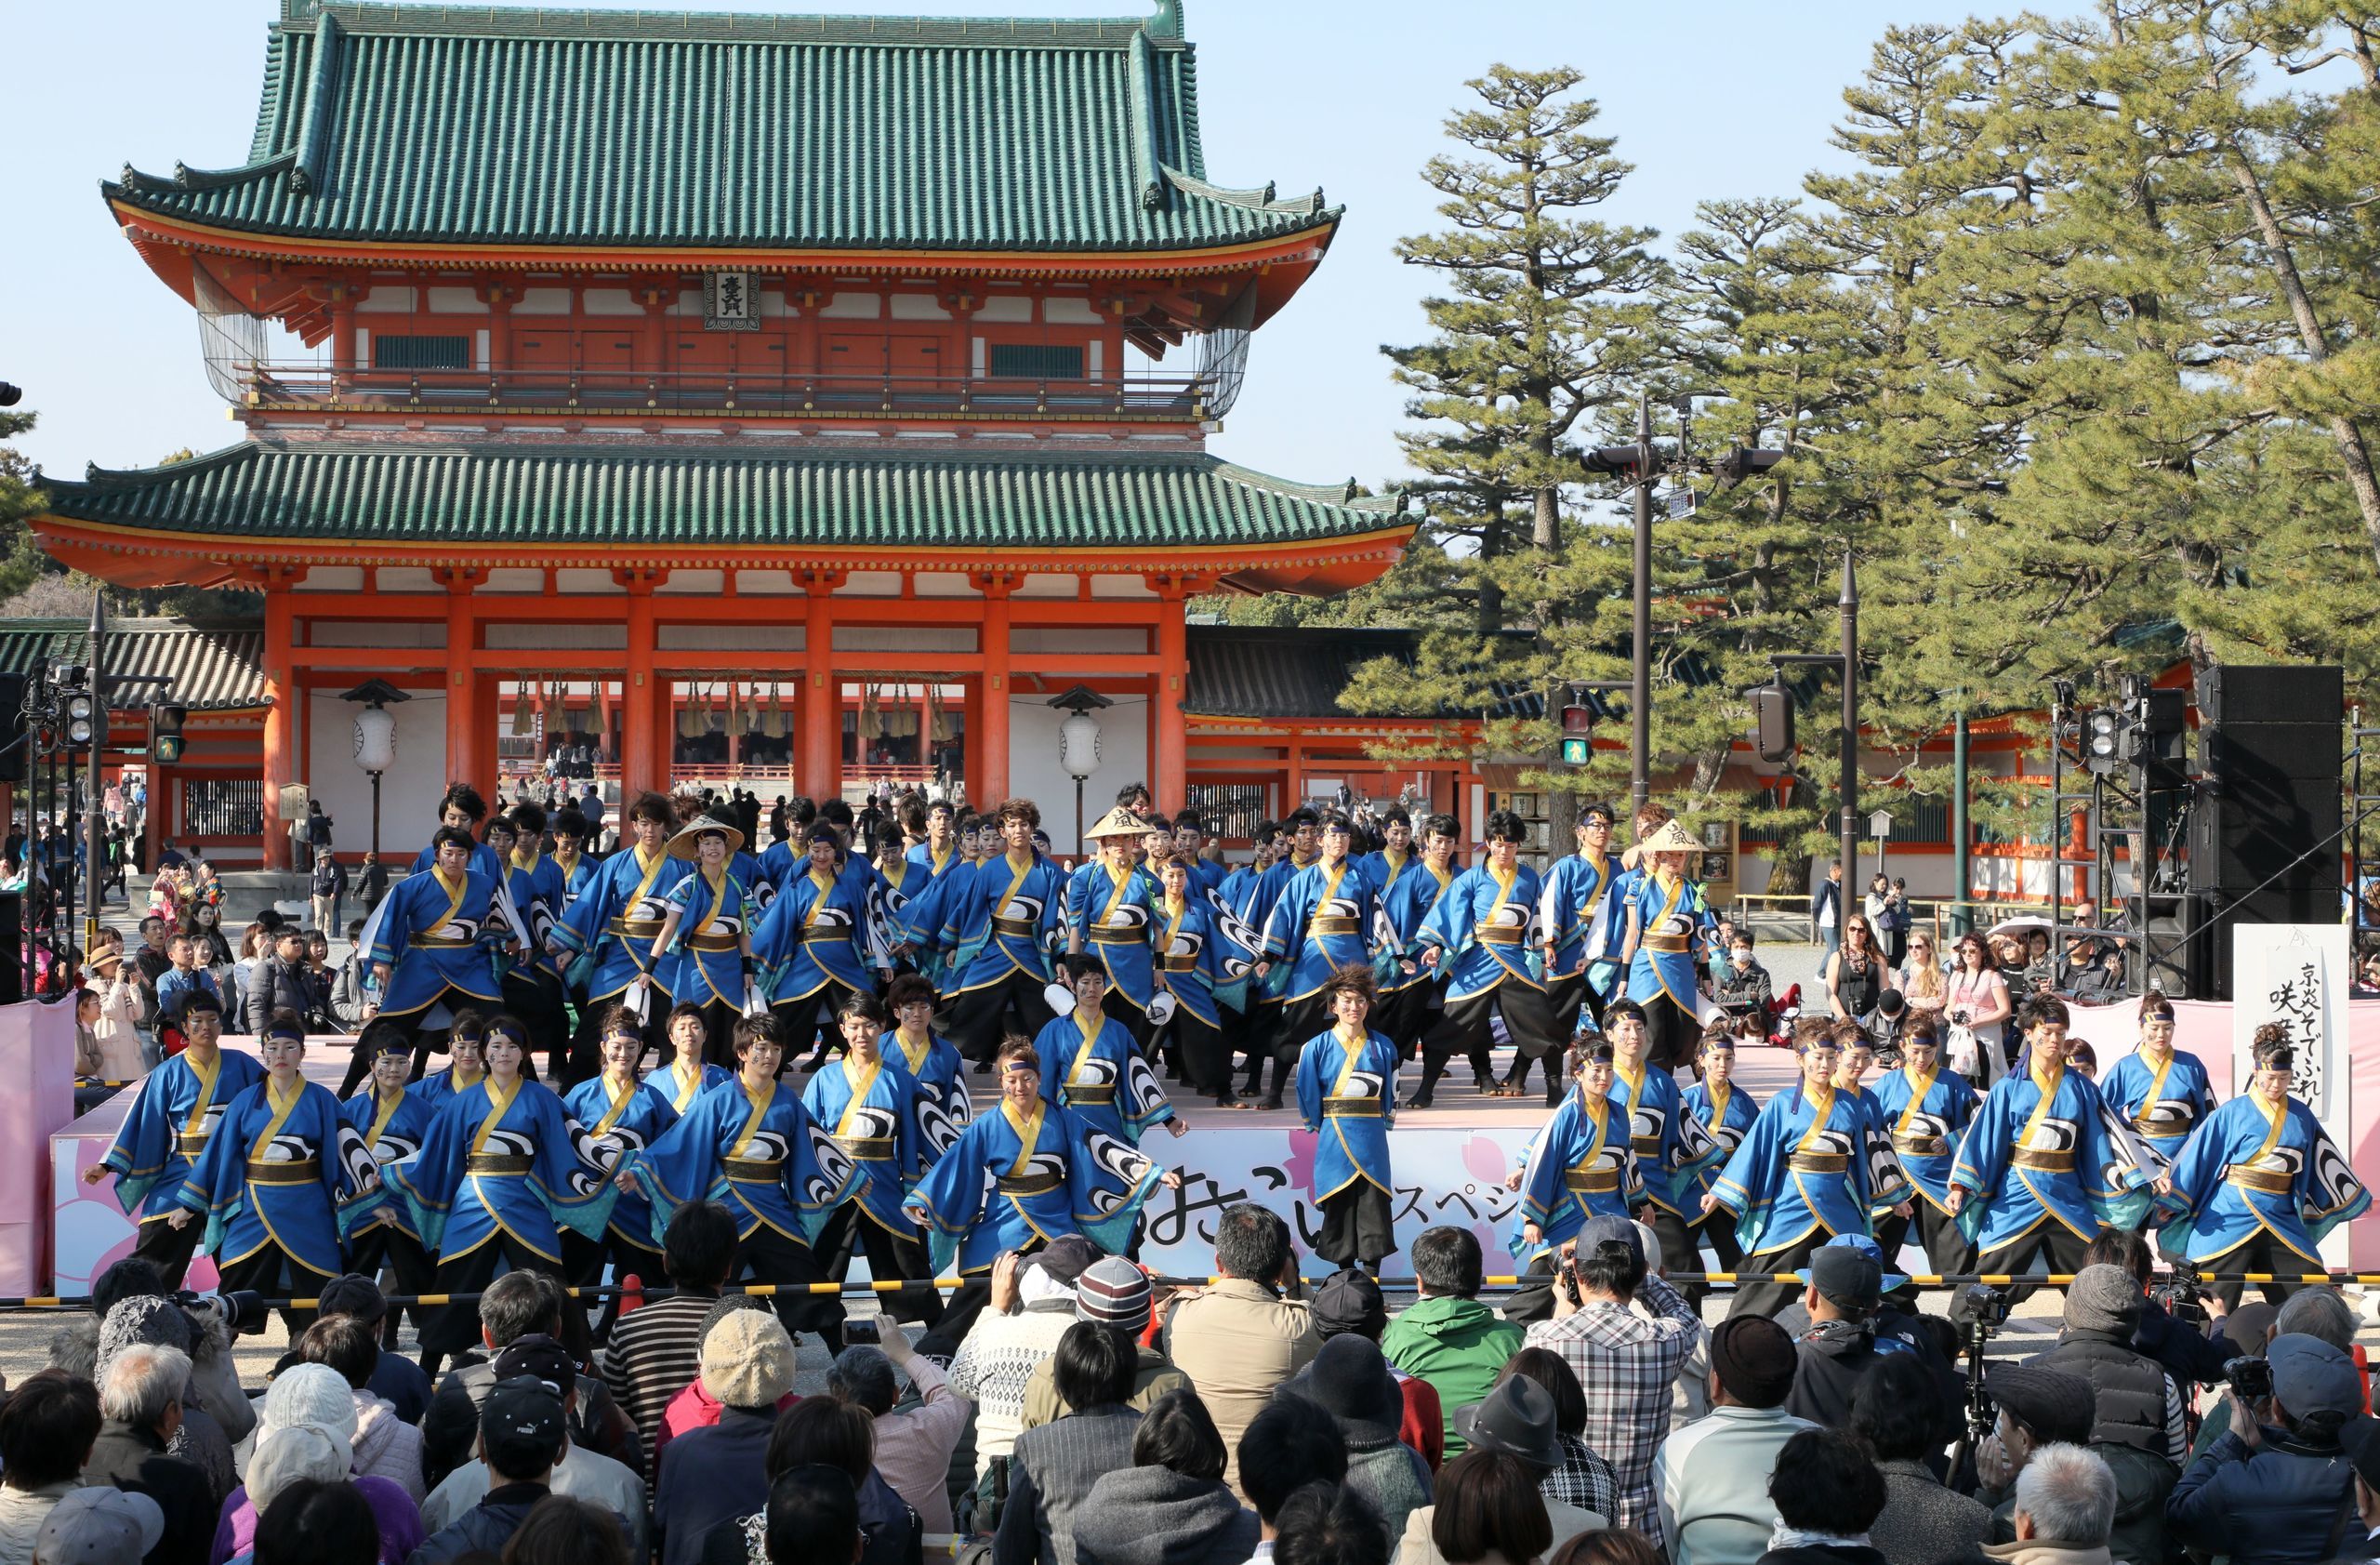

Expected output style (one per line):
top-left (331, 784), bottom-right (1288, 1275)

top-left (1989, 1444), bottom-right (2120, 1565)
top-left (416, 1335), bottom-right (646, 1562)
top-left (1654, 1317), bottom-right (1815, 1565)
top-left (1382, 1227), bottom-right (1524, 1461)
top-left (1751, 1429), bottom-right (1888, 1565)
top-left (1166, 1204), bottom-right (1320, 1500)
top-left (418, 1271), bottom-right (641, 1490)
top-left (1073, 1387), bottom-right (1262, 1565)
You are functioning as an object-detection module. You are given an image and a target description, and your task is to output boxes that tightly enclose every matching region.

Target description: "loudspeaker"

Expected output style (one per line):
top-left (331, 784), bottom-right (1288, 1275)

top-left (0, 673), bottom-right (22, 786)
top-left (0, 895), bottom-right (19, 1006)
top-left (2197, 664), bottom-right (2344, 727)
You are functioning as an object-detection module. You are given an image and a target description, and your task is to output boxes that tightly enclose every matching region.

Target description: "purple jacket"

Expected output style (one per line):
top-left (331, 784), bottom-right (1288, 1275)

top-left (210, 1475), bottom-right (424, 1565)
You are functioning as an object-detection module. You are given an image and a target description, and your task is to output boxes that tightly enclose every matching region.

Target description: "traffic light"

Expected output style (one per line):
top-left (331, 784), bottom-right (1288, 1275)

top-left (150, 700), bottom-right (187, 764)
top-left (1582, 444), bottom-right (1648, 478)
top-left (1558, 699), bottom-right (1594, 766)
top-left (60, 690), bottom-right (97, 751)
top-left (1748, 683), bottom-right (1794, 764)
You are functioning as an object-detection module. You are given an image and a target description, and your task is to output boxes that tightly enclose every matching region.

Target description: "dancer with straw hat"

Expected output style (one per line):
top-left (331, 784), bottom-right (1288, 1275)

top-left (648, 811), bottom-right (760, 1069)
top-left (1065, 804), bottom-right (1165, 1046)
top-left (1619, 811), bottom-right (1717, 1074)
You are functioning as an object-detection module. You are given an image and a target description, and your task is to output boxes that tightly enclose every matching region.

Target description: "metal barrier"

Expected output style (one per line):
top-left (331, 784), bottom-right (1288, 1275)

top-left (0, 1270), bottom-right (2365, 1313)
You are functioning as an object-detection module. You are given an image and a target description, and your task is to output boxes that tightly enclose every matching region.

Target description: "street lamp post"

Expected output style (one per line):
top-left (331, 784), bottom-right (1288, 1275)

top-left (1048, 685), bottom-right (1112, 851)
top-left (342, 680), bottom-right (411, 860)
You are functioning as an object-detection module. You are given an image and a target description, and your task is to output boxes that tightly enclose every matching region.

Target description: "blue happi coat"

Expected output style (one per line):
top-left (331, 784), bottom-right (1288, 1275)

top-left (1678, 1077), bottom-right (1759, 1209)
top-left (411, 840), bottom-right (506, 883)
top-left (505, 852), bottom-right (569, 983)
top-left (2100, 1047), bottom-right (2217, 1167)
top-left (1261, 858), bottom-right (1386, 1001)
top-left (658, 866), bottom-right (756, 1007)
top-left (175, 1078), bottom-right (375, 1279)
top-left (1293, 1026), bottom-right (1398, 1201)
top-left (385, 1078), bottom-right (612, 1261)
top-left (1358, 847), bottom-right (1413, 903)
top-left (1623, 867), bottom-right (1712, 1013)
top-left (1417, 863), bottom-right (1544, 1001)
top-left (1609, 1059), bottom-right (1718, 1215)
top-left (408, 1065), bottom-right (488, 1114)
top-left (1154, 890), bottom-right (1257, 1028)
top-left (551, 843), bottom-right (690, 1003)
top-left (938, 851), bottom-right (1067, 993)
top-left (100, 1048), bottom-right (266, 1218)
top-left (551, 850), bottom-right (596, 916)
top-left (628, 1077), bottom-right (856, 1247)
top-left (1035, 1009), bottom-right (1177, 1206)
top-left (2157, 1092), bottom-right (2370, 1265)
top-left (1069, 861), bottom-right (1164, 1011)
top-left (1711, 1082), bottom-right (1887, 1256)
top-left (653, 1057), bottom-right (735, 1116)
top-left (342, 1086), bottom-right (435, 1239)
top-left (1950, 1064), bottom-right (2151, 1250)
top-left (883, 1028), bottom-right (972, 1172)
top-left (1540, 849), bottom-right (1620, 984)
top-left (1871, 1066), bottom-right (1980, 1214)
top-left (562, 1073), bottom-right (682, 1250)
top-left (904, 1098), bottom-right (1157, 1273)
top-left (753, 866), bottom-right (873, 1001)
top-left (369, 867), bottom-right (506, 1017)
top-left (802, 1055), bottom-right (923, 1233)
top-left (1379, 858), bottom-right (1457, 999)
top-left (1516, 1087), bottom-right (1645, 1253)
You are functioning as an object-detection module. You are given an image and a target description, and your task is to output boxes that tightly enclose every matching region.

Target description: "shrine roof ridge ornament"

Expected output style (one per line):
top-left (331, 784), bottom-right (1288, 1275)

top-left (103, 0), bottom-right (1337, 259)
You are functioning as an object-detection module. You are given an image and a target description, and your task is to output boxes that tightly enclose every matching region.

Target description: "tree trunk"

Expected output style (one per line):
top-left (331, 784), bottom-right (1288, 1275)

top-left (2226, 149), bottom-right (2380, 570)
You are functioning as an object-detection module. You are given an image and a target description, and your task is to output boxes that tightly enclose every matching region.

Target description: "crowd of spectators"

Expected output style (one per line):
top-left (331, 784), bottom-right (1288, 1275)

top-left (0, 1200), bottom-right (2367, 1565)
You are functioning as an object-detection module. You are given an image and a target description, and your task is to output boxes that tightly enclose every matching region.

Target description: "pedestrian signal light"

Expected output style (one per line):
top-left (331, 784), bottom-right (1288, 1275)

top-left (1749, 683), bottom-right (1794, 764)
top-left (150, 700), bottom-right (187, 764)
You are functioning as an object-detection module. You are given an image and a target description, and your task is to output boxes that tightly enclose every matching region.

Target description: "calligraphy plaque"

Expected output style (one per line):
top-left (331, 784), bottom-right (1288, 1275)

top-left (703, 271), bottom-right (760, 331)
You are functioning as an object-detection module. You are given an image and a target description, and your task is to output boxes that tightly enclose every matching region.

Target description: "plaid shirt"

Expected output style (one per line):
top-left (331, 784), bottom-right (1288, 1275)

top-left (1544, 1432), bottom-right (1620, 1520)
top-left (1523, 1274), bottom-right (1705, 1545)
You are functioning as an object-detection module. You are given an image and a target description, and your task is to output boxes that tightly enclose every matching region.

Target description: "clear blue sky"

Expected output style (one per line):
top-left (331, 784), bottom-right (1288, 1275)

top-left (3, 0), bottom-right (1977, 490)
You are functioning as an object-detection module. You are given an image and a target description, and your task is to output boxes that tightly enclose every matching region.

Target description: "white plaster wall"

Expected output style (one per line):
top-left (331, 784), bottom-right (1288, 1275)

top-left (306, 690), bottom-right (449, 861)
top-left (1006, 696), bottom-right (1147, 846)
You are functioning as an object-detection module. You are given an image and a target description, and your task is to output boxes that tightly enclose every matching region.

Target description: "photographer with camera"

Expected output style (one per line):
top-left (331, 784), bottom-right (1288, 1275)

top-left (1972, 1366), bottom-right (2094, 1528)
top-left (2166, 1334), bottom-right (2365, 1565)
top-left (2080, 1230), bottom-right (2232, 1393)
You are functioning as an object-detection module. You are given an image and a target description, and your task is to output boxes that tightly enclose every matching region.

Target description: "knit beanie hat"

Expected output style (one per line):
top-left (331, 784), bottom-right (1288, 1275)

top-left (2063, 1265), bottom-right (2143, 1334)
top-left (247, 1423), bottom-right (352, 1510)
top-left (1075, 1259), bottom-right (1152, 1334)
top-left (1709, 1317), bottom-right (1798, 1408)
top-left (701, 1308), bottom-right (797, 1408)
top-left (259, 1362), bottom-right (360, 1446)
top-left (94, 1297), bottom-right (193, 1383)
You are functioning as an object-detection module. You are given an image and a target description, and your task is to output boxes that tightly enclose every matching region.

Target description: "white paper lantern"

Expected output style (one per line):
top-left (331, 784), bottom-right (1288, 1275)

top-left (1059, 710), bottom-right (1102, 780)
top-left (352, 706), bottom-right (397, 773)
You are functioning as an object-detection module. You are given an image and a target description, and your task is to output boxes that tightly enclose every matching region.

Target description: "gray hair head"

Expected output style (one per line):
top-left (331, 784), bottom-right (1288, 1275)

top-left (826, 1346), bottom-right (898, 1417)
top-left (98, 1342), bottom-right (191, 1429)
top-left (2274, 1287), bottom-right (2356, 1351)
top-left (2014, 1443), bottom-right (2116, 1547)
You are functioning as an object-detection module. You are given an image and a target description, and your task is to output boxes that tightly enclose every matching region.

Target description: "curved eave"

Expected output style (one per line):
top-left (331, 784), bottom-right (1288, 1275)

top-left (110, 199), bottom-right (1338, 315)
top-left (32, 513), bottom-right (1415, 599)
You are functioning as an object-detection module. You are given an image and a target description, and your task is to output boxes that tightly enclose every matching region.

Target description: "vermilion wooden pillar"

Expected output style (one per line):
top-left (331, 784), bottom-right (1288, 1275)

top-left (443, 573), bottom-right (480, 792)
top-left (801, 577), bottom-right (841, 799)
top-left (621, 575), bottom-right (658, 800)
top-left (260, 577), bottom-right (294, 869)
top-left (978, 577), bottom-right (1012, 806)
top-left (1154, 590), bottom-right (1187, 816)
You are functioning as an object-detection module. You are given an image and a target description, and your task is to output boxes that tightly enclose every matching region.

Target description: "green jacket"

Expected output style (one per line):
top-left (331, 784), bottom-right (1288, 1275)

top-left (1379, 1294), bottom-right (1527, 1453)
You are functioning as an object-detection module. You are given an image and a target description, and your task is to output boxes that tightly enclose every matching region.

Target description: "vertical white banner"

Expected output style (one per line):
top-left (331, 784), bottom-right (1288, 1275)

top-left (2231, 922), bottom-right (2353, 1265)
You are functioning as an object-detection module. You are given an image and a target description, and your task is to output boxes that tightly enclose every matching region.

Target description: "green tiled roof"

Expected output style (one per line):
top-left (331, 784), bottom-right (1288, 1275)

top-left (0, 619), bottom-right (268, 710)
top-left (42, 441), bottom-right (1406, 553)
top-left (108, 0), bottom-right (1337, 255)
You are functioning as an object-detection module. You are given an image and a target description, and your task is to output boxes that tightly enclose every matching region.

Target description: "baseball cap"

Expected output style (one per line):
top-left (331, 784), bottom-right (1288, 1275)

top-left (1795, 1232), bottom-right (1910, 1296)
top-left (1575, 1214), bottom-right (1641, 1262)
top-left (1311, 1268), bottom-right (1388, 1339)
top-left (480, 1374), bottom-right (567, 1476)
top-left (490, 1332), bottom-right (576, 1399)
top-left (2270, 1333), bottom-right (2364, 1424)
top-left (1029, 1236), bottom-right (1099, 1289)
top-left (34, 1488), bottom-right (164, 1565)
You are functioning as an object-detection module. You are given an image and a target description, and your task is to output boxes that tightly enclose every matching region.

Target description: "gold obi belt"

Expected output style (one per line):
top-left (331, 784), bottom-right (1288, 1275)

top-left (687, 933), bottom-right (741, 952)
top-left (465, 1154), bottom-right (533, 1176)
top-left (799, 929), bottom-right (851, 945)
top-left (2228, 1166), bottom-right (2294, 1195)
top-left (1566, 1168), bottom-right (1620, 1194)
top-left (409, 935), bottom-right (475, 948)
top-left (1630, 1135), bottom-right (1661, 1157)
top-left (997, 1170), bottom-right (1062, 1198)
top-left (245, 1159), bottom-right (319, 1185)
top-left (724, 1157), bottom-right (784, 1183)
top-left (1324, 1097), bottom-right (1382, 1119)
top-left (1644, 932), bottom-right (1692, 954)
top-left (1893, 1134), bottom-right (1949, 1158)
top-left (991, 917), bottom-right (1039, 939)
top-left (2011, 1147), bottom-right (2075, 1174)
top-left (835, 1136), bottom-right (896, 1161)
top-left (606, 918), bottom-right (664, 939)
top-left (175, 1132), bottom-right (212, 1158)
top-left (1065, 1084), bottom-right (1118, 1107)
top-left (1307, 917), bottom-right (1360, 938)
top-left (1474, 925), bottom-right (1526, 947)
top-left (1088, 928), bottom-right (1143, 946)
top-left (1788, 1152), bottom-right (1851, 1174)
top-left (1161, 956), bottom-right (1199, 974)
